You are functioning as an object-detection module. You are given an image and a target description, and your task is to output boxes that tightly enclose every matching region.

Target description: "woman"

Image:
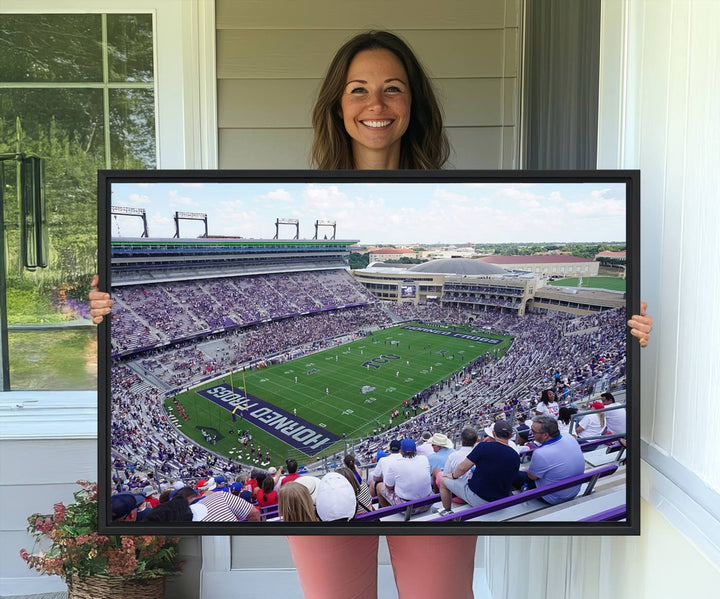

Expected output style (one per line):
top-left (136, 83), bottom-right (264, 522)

top-left (335, 466), bottom-right (374, 514)
top-left (557, 406), bottom-right (578, 436)
top-left (343, 453), bottom-right (363, 485)
top-left (574, 401), bottom-right (606, 440)
top-left (255, 474), bottom-right (278, 509)
top-left (89, 29), bottom-right (653, 599)
top-left (534, 389), bottom-right (560, 419)
top-left (277, 481), bottom-right (317, 523)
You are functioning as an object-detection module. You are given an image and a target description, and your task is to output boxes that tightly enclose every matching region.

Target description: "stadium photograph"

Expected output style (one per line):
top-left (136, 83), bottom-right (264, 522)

top-left (102, 172), bottom-right (633, 532)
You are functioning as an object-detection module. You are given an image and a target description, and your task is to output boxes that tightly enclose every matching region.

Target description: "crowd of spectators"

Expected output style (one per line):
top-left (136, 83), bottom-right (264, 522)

top-left (111, 269), bottom-right (378, 355)
top-left (112, 409), bottom-right (603, 524)
top-left (109, 265), bottom-right (627, 519)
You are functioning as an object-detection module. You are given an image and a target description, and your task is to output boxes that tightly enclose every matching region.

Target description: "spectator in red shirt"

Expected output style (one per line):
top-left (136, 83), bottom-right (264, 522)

top-left (256, 475), bottom-right (278, 509)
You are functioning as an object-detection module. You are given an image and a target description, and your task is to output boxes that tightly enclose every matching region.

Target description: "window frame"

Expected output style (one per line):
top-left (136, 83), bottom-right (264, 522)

top-left (1, 0), bottom-right (218, 170)
top-left (0, 1), bottom-right (216, 395)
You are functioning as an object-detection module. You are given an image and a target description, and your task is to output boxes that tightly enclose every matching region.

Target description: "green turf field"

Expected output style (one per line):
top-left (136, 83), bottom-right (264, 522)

top-left (164, 322), bottom-right (512, 466)
top-left (549, 276), bottom-right (626, 291)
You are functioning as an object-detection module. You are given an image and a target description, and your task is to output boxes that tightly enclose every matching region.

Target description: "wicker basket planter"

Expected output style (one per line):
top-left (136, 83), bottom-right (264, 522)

top-left (67, 575), bottom-right (165, 599)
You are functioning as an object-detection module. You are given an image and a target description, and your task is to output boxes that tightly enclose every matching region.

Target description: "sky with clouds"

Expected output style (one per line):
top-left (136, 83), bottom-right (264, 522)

top-left (109, 181), bottom-right (626, 245)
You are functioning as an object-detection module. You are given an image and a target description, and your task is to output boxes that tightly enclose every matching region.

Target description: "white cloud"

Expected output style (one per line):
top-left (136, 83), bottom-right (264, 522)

top-left (263, 189), bottom-right (293, 202)
top-left (567, 198), bottom-right (625, 218)
top-left (167, 190), bottom-right (198, 207)
top-left (127, 193), bottom-right (150, 205)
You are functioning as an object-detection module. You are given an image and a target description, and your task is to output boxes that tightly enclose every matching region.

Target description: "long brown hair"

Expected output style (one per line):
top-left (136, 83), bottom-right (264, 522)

top-left (311, 30), bottom-right (449, 170)
top-left (278, 481), bottom-right (317, 522)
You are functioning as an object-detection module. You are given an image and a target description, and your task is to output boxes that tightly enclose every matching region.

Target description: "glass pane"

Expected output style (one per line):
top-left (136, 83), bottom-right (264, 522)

top-left (0, 13), bottom-right (157, 391)
top-left (109, 88), bottom-right (157, 168)
top-left (8, 329), bottom-right (97, 390)
top-left (0, 14), bottom-right (102, 82)
top-left (0, 89), bottom-right (106, 161)
top-left (107, 14), bottom-right (154, 83)
top-left (2, 89), bottom-right (104, 390)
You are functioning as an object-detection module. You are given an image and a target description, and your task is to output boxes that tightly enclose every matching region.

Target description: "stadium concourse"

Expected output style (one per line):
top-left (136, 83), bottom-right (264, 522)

top-left (109, 239), bottom-right (627, 523)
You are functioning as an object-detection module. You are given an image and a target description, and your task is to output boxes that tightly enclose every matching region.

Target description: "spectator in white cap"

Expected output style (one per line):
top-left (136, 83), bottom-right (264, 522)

top-left (296, 476), bottom-right (321, 504)
top-left (315, 472), bottom-right (357, 522)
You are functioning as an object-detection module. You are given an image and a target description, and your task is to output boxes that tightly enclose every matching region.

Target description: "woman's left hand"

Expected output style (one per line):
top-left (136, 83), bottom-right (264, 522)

top-left (627, 301), bottom-right (652, 347)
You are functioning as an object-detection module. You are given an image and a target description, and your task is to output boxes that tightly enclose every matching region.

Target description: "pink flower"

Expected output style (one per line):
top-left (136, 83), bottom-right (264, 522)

top-left (121, 536), bottom-right (135, 550)
top-left (107, 547), bottom-right (137, 576)
top-left (34, 518), bottom-right (54, 535)
top-left (53, 503), bottom-right (66, 522)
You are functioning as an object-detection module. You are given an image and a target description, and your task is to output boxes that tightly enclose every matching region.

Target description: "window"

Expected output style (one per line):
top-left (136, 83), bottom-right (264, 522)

top-left (0, 13), bottom-right (156, 390)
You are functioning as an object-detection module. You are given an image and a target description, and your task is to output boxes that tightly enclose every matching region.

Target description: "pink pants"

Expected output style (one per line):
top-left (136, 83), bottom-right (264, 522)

top-left (287, 535), bottom-right (476, 598)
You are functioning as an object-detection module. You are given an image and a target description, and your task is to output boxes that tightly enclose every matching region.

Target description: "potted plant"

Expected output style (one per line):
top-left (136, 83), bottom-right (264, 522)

top-left (20, 480), bottom-right (182, 598)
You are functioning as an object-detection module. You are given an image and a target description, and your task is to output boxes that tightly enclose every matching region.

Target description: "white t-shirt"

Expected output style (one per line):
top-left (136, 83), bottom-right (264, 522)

top-left (384, 455), bottom-right (432, 500)
top-left (416, 442), bottom-right (434, 457)
top-left (371, 452), bottom-right (403, 481)
top-left (577, 413), bottom-right (604, 438)
top-left (442, 446), bottom-right (475, 479)
top-left (536, 401), bottom-right (560, 419)
top-left (603, 406), bottom-right (626, 434)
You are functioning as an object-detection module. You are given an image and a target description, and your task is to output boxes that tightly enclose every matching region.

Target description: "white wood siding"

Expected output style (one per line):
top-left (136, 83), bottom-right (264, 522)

top-left (216, 0), bottom-right (521, 169)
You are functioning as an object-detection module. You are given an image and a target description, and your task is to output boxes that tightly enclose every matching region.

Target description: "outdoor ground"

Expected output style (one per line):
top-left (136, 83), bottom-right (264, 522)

top-left (548, 276), bottom-right (626, 291)
top-left (165, 321), bottom-right (513, 467)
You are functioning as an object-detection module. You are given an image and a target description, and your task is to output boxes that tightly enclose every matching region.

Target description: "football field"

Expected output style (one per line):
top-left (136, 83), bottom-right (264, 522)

top-left (165, 322), bottom-right (512, 466)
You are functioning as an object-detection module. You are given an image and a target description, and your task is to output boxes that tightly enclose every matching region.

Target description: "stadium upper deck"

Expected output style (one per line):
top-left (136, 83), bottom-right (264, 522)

top-left (111, 237), bottom-right (358, 285)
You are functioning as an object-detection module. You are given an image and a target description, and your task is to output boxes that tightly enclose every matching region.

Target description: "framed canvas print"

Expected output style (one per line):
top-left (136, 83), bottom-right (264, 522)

top-left (97, 169), bottom-right (640, 536)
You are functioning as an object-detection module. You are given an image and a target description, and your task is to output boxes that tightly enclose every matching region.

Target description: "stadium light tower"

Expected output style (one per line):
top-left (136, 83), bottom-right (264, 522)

top-left (313, 219), bottom-right (336, 240)
top-left (274, 218), bottom-right (299, 239)
top-left (111, 205), bottom-right (149, 237)
top-left (174, 211), bottom-right (208, 238)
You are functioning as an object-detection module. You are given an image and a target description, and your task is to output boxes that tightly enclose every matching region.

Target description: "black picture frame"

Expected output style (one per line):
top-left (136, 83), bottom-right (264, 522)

top-left (98, 169), bottom-right (640, 536)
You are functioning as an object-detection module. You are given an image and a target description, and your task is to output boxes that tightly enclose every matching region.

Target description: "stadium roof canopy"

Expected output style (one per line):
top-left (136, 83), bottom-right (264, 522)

top-left (408, 258), bottom-right (506, 275)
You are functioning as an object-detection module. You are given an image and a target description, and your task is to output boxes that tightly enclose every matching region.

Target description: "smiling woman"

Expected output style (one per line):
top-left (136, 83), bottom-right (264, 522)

top-left (311, 30), bottom-right (448, 170)
top-left (340, 48), bottom-right (412, 169)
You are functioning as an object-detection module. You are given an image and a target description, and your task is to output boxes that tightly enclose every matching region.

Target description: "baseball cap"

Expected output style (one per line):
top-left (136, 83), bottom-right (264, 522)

top-left (111, 492), bottom-right (143, 521)
top-left (389, 439), bottom-right (401, 452)
top-left (315, 472), bottom-right (356, 522)
top-left (376, 449), bottom-right (388, 461)
top-left (400, 438), bottom-right (416, 453)
top-left (200, 477), bottom-right (217, 491)
top-left (143, 484), bottom-right (158, 497)
top-left (492, 420), bottom-right (513, 439)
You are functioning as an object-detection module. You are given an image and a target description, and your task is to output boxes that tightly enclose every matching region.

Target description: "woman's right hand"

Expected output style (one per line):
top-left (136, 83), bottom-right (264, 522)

top-left (89, 274), bottom-right (113, 324)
